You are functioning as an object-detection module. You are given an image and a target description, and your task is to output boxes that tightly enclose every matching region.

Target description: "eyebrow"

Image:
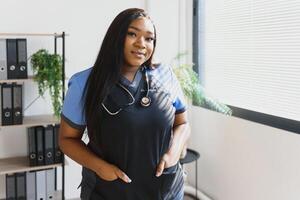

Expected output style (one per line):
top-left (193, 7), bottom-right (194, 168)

top-left (128, 26), bottom-right (154, 35)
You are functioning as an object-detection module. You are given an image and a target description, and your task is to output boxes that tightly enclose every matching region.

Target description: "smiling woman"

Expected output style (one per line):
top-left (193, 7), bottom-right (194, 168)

top-left (123, 17), bottom-right (155, 79)
top-left (58, 8), bottom-right (190, 200)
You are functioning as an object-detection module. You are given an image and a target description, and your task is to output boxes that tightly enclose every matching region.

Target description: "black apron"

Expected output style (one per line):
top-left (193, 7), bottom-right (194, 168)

top-left (80, 72), bottom-right (184, 200)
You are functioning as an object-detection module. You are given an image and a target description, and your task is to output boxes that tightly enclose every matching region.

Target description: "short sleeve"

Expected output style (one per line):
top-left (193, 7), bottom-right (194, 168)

top-left (169, 67), bottom-right (187, 114)
top-left (61, 75), bottom-right (86, 130)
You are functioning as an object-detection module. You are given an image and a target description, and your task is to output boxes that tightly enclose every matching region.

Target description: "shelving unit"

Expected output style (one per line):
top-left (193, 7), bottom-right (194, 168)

top-left (0, 156), bottom-right (66, 175)
top-left (0, 114), bottom-right (59, 128)
top-left (0, 76), bottom-right (34, 83)
top-left (0, 190), bottom-right (63, 200)
top-left (0, 32), bottom-right (66, 200)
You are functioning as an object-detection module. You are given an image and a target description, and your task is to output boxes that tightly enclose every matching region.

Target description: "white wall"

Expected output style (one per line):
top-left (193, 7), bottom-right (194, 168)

top-left (146, 0), bottom-right (192, 65)
top-left (0, 0), bottom-right (194, 199)
top-left (188, 106), bottom-right (300, 200)
top-left (4, 1), bottom-right (299, 200)
top-left (0, 0), bottom-right (146, 199)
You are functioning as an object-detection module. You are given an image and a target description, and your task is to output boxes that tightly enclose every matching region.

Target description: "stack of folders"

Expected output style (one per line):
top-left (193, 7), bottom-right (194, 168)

top-left (0, 38), bottom-right (28, 80)
top-left (6, 169), bottom-right (56, 200)
top-left (28, 124), bottom-right (63, 167)
top-left (0, 83), bottom-right (23, 125)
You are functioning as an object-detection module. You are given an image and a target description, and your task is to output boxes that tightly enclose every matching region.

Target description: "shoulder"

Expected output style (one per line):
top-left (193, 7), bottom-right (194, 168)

top-left (147, 63), bottom-right (173, 82)
top-left (68, 67), bottom-right (92, 90)
top-left (147, 63), bottom-right (170, 74)
top-left (147, 63), bottom-right (174, 84)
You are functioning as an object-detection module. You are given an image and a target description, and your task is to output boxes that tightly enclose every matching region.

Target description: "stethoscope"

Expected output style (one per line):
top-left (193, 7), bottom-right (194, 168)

top-left (101, 67), bottom-right (151, 115)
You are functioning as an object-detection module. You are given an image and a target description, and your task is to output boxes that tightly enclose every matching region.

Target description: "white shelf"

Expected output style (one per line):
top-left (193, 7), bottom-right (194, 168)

top-left (0, 190), bottom-right (64, 200)
top-left (0, 156), bottom-right (65, 175)
top-left (0, 114), bottom-right (60, 128)
top-left (0, 76), bottom-right (69, 83)
top-left (0, 76), bottom-right (34, 83)
top-left (0, 33), bottom-right (68, 37)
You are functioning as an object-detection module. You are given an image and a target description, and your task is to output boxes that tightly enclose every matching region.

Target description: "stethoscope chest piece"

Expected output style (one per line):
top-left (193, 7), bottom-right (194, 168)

top-left (141, 96), bottom-right (151, 107)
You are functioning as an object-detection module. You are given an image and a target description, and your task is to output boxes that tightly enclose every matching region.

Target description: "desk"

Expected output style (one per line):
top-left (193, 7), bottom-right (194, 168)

top-left (180, 148), bottom-right (200, 199)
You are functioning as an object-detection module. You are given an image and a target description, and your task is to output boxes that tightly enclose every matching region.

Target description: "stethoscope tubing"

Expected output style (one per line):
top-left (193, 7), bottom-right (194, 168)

top-left (101, 67), bottom-right (151, 115)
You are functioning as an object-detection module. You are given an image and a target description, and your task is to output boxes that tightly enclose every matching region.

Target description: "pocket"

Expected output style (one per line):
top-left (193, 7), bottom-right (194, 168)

top-left (162, 163), bottom-right (178, 175)
top-left (80, 180), bottom-right (93, 200)
top-left (160, 163), bottom-right (184, 200)
top-left (94, 177), bottom-right (125, 199)
top-left (80, 180), bottom-right (107, 200)
top-left (161, 173), bottom-right (177, 199)
top-left (160, 163), bottom-right (178, 198)
top-left (80, 167), bottom-right (96, 200)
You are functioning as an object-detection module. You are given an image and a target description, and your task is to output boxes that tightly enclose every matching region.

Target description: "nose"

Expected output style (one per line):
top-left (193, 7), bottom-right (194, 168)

top-left (134, 37), bottom-right (146, 49)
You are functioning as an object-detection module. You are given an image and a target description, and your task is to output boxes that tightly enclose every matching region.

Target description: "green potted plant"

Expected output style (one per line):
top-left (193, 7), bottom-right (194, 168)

top-left (171, 53), bottom-right (232, 115)
top-left (30, 49), bottom-right (63, 117)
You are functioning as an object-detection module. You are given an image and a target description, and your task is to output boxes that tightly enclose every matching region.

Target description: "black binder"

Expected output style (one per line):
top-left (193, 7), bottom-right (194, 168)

top-left (28, 127), bottom-right (37, 166)
top-left (6, 173), bottom-right (16, 200)
top-left (0, 39), bottom-right (7, 80)
top-left (16, 39), bottom-right (28, 79)
top-left (44, 125), bottom-right (54, 165)
top-left (12, 83), bottom-right (23, 125)
top-left (6, 39), bottom-right (17, 79)
top-left (16, 172), bottom-right (26, 200)
top-left (1, 83), bottom-right (13, 125)
top-left (36, 126), bottom-right (45, 166)
top-left (54, 124), bottom-right (63, 163)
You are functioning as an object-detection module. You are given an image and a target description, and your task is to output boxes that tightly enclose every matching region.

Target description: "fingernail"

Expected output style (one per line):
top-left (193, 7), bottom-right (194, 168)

top-left (127, 178), bottom-right (132, 183)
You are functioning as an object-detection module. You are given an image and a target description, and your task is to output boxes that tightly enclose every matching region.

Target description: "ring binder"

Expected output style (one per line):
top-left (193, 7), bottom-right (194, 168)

top-left (12, 83), bottom-right (23, 125)
top-left (0, 39), bottom-right (7, 80)
top-left (1, 83), bottom-right (13, 125)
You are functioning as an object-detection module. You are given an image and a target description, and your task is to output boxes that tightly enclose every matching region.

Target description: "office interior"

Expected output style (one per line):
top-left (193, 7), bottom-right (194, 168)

top-left (0, 0), bottom-right (299, 200)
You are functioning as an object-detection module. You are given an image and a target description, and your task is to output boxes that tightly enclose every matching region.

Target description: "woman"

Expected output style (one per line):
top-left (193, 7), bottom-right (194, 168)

top-left (59, 8), bottom-right (190, 200)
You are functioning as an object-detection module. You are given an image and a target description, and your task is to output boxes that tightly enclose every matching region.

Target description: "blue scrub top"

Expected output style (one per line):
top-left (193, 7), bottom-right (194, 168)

top-left (61, 64), bottom-right (186, 130)
top-left (61, 64), bottom-right (187, 200)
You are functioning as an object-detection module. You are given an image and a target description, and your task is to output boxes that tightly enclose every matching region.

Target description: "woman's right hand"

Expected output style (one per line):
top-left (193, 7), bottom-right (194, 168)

top-left (95, 162), bottom-right (132, 183)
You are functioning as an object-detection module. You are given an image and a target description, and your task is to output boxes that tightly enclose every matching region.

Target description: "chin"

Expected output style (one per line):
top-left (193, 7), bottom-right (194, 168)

top-left (128, 62), bottom-right (145, 67)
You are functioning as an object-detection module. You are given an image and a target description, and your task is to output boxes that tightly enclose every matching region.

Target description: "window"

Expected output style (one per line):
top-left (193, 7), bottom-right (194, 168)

top-left (193, 0), bottom-right (300, 134)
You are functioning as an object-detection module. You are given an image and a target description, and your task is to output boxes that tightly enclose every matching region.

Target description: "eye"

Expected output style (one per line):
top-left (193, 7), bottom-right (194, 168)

top-left (127, 31), bottom-right (136, 37)
top-left (145, 37), bottom-right (155, 42)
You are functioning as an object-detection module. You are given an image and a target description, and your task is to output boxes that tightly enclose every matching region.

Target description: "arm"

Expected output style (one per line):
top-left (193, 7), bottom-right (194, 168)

top-left (59, 118), bottom-right (131, 183)
top-left (156, 111), bottom-right (191, 176)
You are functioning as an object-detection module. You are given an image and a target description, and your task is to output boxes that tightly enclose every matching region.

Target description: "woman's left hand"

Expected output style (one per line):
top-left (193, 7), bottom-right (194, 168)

top-left (156, 152), bottom-right (180, 177)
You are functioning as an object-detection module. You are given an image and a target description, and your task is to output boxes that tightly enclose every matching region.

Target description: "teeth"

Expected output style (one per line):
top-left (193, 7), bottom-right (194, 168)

top-left (133, 51), bottom-right (144, 55)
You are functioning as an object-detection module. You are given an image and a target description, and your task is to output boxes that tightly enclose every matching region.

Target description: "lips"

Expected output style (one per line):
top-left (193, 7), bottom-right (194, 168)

top-left (131, 50), bottom-right (146, 58)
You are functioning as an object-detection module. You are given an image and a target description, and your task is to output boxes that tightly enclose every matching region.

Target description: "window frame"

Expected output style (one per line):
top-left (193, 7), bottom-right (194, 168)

top-left (192, 0), bottom-right (300, 134)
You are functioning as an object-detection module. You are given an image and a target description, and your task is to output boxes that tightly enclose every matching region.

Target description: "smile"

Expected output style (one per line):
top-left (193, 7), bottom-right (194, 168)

top-left (131, 51), bottom-right (146, 58)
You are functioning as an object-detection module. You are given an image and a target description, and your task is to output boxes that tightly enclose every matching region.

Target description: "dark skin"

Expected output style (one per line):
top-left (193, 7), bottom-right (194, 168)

top-left (59, 17), bottom-right (190, 183)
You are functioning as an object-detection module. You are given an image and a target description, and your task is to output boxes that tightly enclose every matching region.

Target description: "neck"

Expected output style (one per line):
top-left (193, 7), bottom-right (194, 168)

top-left (121, 65), bottom-right (140, 82)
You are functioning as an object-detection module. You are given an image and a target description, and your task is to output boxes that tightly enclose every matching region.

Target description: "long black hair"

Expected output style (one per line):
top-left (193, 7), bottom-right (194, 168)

top-left (84, 8), bottom-right (157, 141)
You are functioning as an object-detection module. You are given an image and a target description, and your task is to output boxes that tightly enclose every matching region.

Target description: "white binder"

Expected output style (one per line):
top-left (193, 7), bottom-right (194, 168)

top-left (0, 39), bottom-right (7, 80)
top-left (46, 169), bottom-right (55, 200)
top-left (26, 171), bottom-right (36, 200)
top-left (36, 170), bottom-right (46, 200)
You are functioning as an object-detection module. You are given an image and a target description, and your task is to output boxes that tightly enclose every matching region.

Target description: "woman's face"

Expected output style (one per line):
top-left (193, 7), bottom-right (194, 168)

top-left (123, 17), bottom-right (155, 68)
